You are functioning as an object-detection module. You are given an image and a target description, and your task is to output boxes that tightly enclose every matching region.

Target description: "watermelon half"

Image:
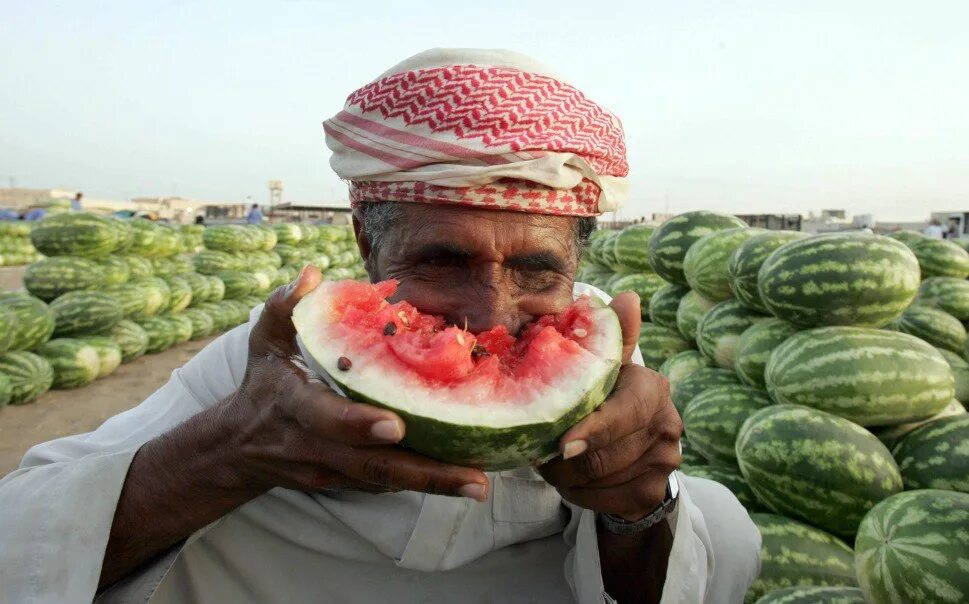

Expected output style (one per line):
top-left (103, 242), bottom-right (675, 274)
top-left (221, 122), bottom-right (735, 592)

top-left (293, 279), bottom-right (623, 470)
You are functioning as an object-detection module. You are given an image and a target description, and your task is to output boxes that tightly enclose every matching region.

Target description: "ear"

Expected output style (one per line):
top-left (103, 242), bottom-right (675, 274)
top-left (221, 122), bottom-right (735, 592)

top-left (351, 210), bottom-right (372, 263)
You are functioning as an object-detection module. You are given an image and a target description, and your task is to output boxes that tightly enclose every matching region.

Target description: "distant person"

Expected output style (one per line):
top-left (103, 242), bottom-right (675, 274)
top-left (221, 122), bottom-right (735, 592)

top-left (23, 207), bottom-right (47, 221)
top-left (924, 219), bottom-right (945, 239)
top-left (194, 215), bottom-right (205, 225)
top-left (247, 203), bottom-right (263, 224)
top-left (71, 192), bottom-right (83, 211)
top-left (946, 220), bottom-right (959, 240)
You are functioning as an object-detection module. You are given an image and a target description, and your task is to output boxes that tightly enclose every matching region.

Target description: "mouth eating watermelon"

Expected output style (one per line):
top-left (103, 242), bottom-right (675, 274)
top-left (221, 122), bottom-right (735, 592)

top-left (293, 279), bottom-right (623, 470)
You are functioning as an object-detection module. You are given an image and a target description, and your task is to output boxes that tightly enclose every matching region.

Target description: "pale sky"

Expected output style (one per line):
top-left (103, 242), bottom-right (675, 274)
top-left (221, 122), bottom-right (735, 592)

top-left (2, 1), bottom-right (967, 221)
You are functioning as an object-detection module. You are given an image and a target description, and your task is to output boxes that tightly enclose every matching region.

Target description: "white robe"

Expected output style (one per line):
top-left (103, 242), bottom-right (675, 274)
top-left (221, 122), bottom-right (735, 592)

top-left (0, 284), bottom-right (761, 603)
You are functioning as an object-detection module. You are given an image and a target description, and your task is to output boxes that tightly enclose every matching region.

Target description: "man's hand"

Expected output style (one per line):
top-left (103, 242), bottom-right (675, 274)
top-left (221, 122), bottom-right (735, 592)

top-left (539, 292), bottom-right (683, 521)
top-left (222, 265), bottom-right (489, 500)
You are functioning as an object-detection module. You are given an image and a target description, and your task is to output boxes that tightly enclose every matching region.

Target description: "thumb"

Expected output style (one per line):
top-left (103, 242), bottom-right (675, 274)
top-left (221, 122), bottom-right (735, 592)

top-left (250, 264), bottom-right (323, 356)
top-left (609, 291), bottom-right (641, 365)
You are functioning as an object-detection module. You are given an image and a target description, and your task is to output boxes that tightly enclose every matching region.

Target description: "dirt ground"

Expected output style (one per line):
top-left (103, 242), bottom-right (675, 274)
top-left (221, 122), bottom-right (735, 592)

top-left (0, 266), bottom-right (218, 476)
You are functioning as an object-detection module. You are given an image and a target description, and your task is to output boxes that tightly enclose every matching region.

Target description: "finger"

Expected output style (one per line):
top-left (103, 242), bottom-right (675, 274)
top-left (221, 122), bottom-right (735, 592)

top-left (540, 428), bottom-right (652, 488)
top-left (547, 433), bottom-right (681, 490)
top-left (558, 365), bottom-right (673, 459)
top-left (609, 291), bottom-right (641, 364)
top-left (251, 264), bottom-right (323, 356)
top-left (286, 380), bottom-right (406, 446)
top-left (558, 467), bottom-right (672, 519)
top-left (336, 445), bottom-right (490, 501)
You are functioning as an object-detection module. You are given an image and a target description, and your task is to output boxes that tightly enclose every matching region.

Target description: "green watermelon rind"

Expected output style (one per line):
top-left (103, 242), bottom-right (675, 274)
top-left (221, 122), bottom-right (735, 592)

top-left (728, 230), bottom-right (807, 314)
top-left (683, 227), bottom-right (760, 302)
top-left (887, 304), bottom-right (966, 354)
top-left (733, 318), bottom-right (799, 389)
top-left (647, 211), bottom-right (747, 285)
top-left (695, 299), bottom-right (769, 369)
top-left (683, 384), bottom-right (772, 465)
top-left (0, 351), bottom-right (54, 404)
top-left (891, 415), bottom-right (969, 493)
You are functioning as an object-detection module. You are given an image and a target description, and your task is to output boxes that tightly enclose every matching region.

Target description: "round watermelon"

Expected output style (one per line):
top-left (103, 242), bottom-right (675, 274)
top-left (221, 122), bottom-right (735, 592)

top-left (911, 237), bottom-right (969, 279)
top-left (647, 211), bottom-right (747, 285)
top-left (855, 489), bottom-right (969, 604)
top-left (891, 415), bottom-right (969, 493)
top-left (696, 300), bottom-right (769, 368)
top-left (671, 367), bottom-right (740, 414)
top-left (638, 323), bottom-right (693, 370)
top-left (887, 304), bottom-right (966, 353)
top-left (597, 231), bottom-right (622, 271)
top-left (0, 350), bottom-right (54, 404)
top-left (918, 277), bottom-right (969, 320)
top-left (758, 233), bottom-right (920, 328)
top-left (766, 327), bottom-right (955, 426)
top-left (0, 292), bottom-right (55, 351)
top-left (753, 586), bottom-right (864, 604)
top-left (737, 405), bottom-right (903, 537)
top-left (608, 273), bottom-right (668, 317)
top-left (37, 338), bottom-right (101, 389)
top-left (659, 350), bottom-right (712, 393)
top-left (649, 283), bottom-right (690, 330)
top-left (683, 384), bottom-right (772, 465)
top-left (684, 227), bottom-right (760, 302)
top-left (747, 513), bottom-right (857, 604)
top-left (24, 257), bottom-right (105, 301)
top-left (77, 336), bottom-right (122, 378)
top-left (120, 254), bottom-right (154, 279)
top-left (734, 319), bottom-right (799, 389)
top-left (50, 291), bottom-right (123, 337)
top-left (938, 348), bottom-right (969, 403)
top-left (612, 225), bottom-right (655, 272)
top-left (676, 291), bottom-right (717, 341)
top-left (728, 230), bottom-right (807, 313)
top-left (93, 256), bottom-right (132, 286)
top-left (293, 279), bottom-right (624, 469)
top-left (109, 320), bottom-right (150, 364)
top-left (136, 317), bottom-right (176, 354)
top-left (181, 308), bottom-right (215, 340)
top-left (681, 464), bottom-right (762, 513)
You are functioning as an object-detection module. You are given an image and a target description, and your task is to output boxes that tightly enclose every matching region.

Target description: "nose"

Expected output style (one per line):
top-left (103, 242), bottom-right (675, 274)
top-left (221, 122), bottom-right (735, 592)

top-left (450, 268), bottom-right (530, 335)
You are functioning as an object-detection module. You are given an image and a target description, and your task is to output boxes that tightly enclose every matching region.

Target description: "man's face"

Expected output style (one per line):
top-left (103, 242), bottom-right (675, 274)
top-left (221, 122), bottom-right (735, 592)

top-left (355, 204), bottom-right (580, 336)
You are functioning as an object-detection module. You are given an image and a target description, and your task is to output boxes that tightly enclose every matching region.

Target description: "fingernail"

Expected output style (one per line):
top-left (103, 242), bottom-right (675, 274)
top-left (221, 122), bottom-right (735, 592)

top-left (370, 419), bottom-right (403, 442)
top-left (562, 440), bottom-right (588, 460)
top-left (459, 483), bottom-right (487, 502)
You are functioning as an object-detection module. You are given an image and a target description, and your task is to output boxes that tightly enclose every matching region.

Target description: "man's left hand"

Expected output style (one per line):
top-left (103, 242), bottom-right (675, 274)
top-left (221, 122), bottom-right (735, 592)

top-left (539, 292), bottom-right (683, 521)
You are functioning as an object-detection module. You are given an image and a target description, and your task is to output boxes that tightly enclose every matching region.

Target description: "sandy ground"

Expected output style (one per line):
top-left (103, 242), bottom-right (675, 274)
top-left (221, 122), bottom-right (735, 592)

top-left (0, 266), bottom-right (219, 476)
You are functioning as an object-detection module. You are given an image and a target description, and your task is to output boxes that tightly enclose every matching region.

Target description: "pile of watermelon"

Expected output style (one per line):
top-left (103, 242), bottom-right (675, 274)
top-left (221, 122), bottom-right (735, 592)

top-left (0, 222), bottom-right (43, 266)
top-left (580, 214), bottom-right (969, 604)
top-left (0, 213), bottom-right (365, 405)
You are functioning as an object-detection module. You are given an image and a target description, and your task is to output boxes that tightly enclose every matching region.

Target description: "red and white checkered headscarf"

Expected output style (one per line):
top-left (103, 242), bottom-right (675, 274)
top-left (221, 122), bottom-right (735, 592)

top-left (323, 49), bottom-right (629, 217)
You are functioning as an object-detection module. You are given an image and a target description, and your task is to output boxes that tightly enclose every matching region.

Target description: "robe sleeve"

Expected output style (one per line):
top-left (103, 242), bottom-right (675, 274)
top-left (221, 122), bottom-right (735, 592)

top-left (0, 319), bottom-right (254, 603)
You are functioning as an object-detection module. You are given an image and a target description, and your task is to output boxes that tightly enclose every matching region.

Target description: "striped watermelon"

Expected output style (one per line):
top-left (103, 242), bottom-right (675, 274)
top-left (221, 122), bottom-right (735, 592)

top-left (613, 225), bottom-right (655, 272)
top-left (747, 513), bottom-right (857, 604)
top-left (104, 282), bottom-right (151, 319)
top-left (871, 399), bottom-right (966, 450)
top-left (679, 438), bottom-right (707, 467)
top-left (218, 271), bottom-right (259, 300)
top-left (121, 254), bottom-right (154, 279)
top-left (193, 250), bottom-right (240, 275)
top-left (0, 306), bottom-right (13, 354)
top-left (911, 237), bottom-right (969, 278)
top-left (676, 291), bottom-right (717, 341)
top-left (24, 257), bottom-right (105, 301)
top-left (218, 299), bottom-right (251, 327)
top-left (317, 224), bottom-right (345, 243)
top-left (597, 231), bottom-right (622, 271)
top-left (918, 277), bottom-right (969, 320)
top-left (50, 291), bottom-right (124, 337)
top-left (576, 264), bottom-right (612, 290)
top-left (182, 272), bottom-right (212, 305)
top-left (240, 295), bottom-right (264, 308)
top-left (181, 308), bottom-right (215, 340)
top-left (0, 351), bottom-right (54, 404)
top-left (734, 319), bottom-right (799, 388)
top-left (37, 338), bottom-right (101, 389)
top-left (149, 257), bottom-right (178, 278)
top-left (299, 223), bottom-right (320, 243)
top-left (765, 327), bottom-right (954, 426)
top-left (136, 317), bottom-right (176, 354)
top-left (163, 276), bottom-right (193, 313)
top-left (758, 233), bottom-right (920, 328)
top-left (638, 323), bottom-right (693, 370)
top-left (684, 227), bottom-right (760, 302)
top-left (109, 320), bottom-right (150, 364)
top-left (647, 211), bottom-right (747, 285)
top-left (77, 336), bottom-right (122, 378)
top-left (273, 223), bottom-right (303, 245)
top-left (162, 314), bottom-right (194, 344)
top-left (206, 275), bottom-right (225, 303)
top-left (753, 586), bottom-right (865, 604)
top-left (169, 254), bottom-right (193, 275)
top-left (0, 373), bottom-right (10, 407)
top-left (274, 244), bottom-right (309, 267)
top-left (887, 230), bottom-right (927, 247)
top-left (29, 213), bottom-right (124, 257)
top-left (607, 273), bottom-right (667, 317)
top-left (728, 230), bottom-right (807, 313)
top-left (696, 300), bottom-right (769, 368)
top-left (140, 278), bottom-right (172, 317)
top-left (891, 415), bottom-right (969, 493)
top-left (938, 349), bottom-right (969, 402)
top-left (737, 405), bottom-right (903, 537)
top-left (254, 225), bottom-right (278, 250)
top-left (680, 464), bottom-right (762, 512)
top-left (203, 224), bottom-right (260, 252)
top-left (93, 256), bottom-right (131, 286)
top-left (196, 302), bottom-right (229, 332)
top-left (0, 292), bottom-right (55, 351)
top-left (659, 350), bottom-right (712, 393)
top-left (887, 304), bottom-right (966, 353)
top-left (683, 384), bottom-right (772, 465)
top-left (671, 367), bottom-right (740, 414)
top-left (649, 283), bottom-right (689, 330)
top-left (855, 489), bottom-right (969, 604)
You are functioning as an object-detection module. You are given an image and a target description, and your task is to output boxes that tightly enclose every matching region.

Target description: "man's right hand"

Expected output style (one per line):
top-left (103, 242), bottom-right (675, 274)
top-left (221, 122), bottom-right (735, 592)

top-left (221, 265), bottom-right (489, 500)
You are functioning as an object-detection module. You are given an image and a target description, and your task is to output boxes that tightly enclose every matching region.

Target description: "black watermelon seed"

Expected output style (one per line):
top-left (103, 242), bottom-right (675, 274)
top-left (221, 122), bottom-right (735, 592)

top-left (383, 322), bottom-right (397, 336)
top-left (337, 356), bottom-right (352, 371)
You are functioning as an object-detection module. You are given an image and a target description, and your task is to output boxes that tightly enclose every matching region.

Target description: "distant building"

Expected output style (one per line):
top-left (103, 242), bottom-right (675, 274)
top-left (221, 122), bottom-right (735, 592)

top-left (267, 203), bottom-right (353, 225)
top-left (736, 214), bottom-right (802, 231)
top-left (930, 211), bottom-right (969, 238)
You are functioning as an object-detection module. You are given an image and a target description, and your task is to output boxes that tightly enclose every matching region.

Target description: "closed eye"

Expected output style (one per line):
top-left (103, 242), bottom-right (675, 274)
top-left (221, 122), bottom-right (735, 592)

top-left (505, 252), bottom-right (567, 274)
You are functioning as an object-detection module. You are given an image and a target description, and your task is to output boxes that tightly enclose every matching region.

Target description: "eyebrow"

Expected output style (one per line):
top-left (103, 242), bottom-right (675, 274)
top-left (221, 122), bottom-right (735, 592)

top-left (407, 242), bottom-right (567, 273)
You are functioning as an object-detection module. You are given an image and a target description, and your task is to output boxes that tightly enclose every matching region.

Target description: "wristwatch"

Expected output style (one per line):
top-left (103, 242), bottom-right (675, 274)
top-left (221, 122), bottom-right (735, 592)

top-left (598, 472), bottom-right (679, 536)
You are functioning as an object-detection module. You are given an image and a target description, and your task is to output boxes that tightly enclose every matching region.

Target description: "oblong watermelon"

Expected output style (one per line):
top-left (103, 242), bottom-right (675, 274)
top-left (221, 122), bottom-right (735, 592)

top-left (77, 336), bottom-right (122, 378)
top-left (638, 323), bottom-right (693, 370)
top-left (752, 586), bottom-right (865, 604)
top-left (765, 326), bottom-right (954, 426)
top-left (163, 276), bottom-right (193, 314)
top-left (734, 318), bottom-right (799, 389)
top-left (183, 272), bottom-right (212, 306)
top-left (218, 271), bottom-right (259, 300)
top-left (607, 273), bottom-right (667, 317)
top-left (206, 275), bottom-right (225, 303)
top-left (887, 304), bottom-right (966, 353)
top-left (695, 299), bottom-right (769, 368)
top-left (37, 338), bottom-right (101, 389)
top-left (671, 367), bottom-right (740, 414)
top-left (737, 405), bottom-right (902, 537)
top-left (918, 276), bottom-right (969, 320)
top-left (0, 373), bottom-right (11, 407)
top-left (193, 250), bottom-right (240, 275)
top-left (747, 513), bottom-right (857, 604)
top-left (121, 254), bottom-right (154, 279)
top-left (679, 438), bottom-right (707, 467)
top-left (93, 256), bottom-right (132, 286)
top-left (24, 257), bottom-right (105, 301)
top-left (0, 351), bottom-right (54, 404)
top-left (50, 291), bottom-right (123, 337)
top-left (659, 350), bottom-right (712, 394)
top-left (109, 320), bottom-right (150, 364)
top-left (196, 302), bottom-right (229, 332)
top-left (855, 489), bottom-right (969, 604)
top-left (0, 292), bottom-right (55, 351)
top-left (136, 317), bottom-right (176, 354)
top-left (649, 283), bottom-right (689, 330)
top-left (680, 464), bottom-right (762, 512)
top-left (870, 399), bottom-right (966, 450)
top-left (891, 415), bottom-right (969, 493)
top-left (676, 290), bottom-right (716, 341)
top-left (683, 384), bottom-right (772, 465)
top-left (181, 308), bottom-right (215, 340)
top-left (294, 279), bottom-right (623, 470)
top-left (887, 229), bottom-right (926, 247)
top-left (273, 223), bottom-right (303, 246)
top-left (203, 224), bottom-right (261, 253)
top-left (162, 314), bottom-right (194, 344)
top-left (911, 237), bottom-right (969, 278)
top-left (29, 213), bottom-right (124, 257)
top-left (612, 225), bottom-right (655, 272)
top-left (683, 227), bottom-right (760, 302)
top-left (728, 230), bottom-right (807, 313)
top-left (938, 348), bottom-right (969, 403)
top-left (647, 211), bottom-right (747, 285)
top-left (758, 233), bottom-right (920, 328)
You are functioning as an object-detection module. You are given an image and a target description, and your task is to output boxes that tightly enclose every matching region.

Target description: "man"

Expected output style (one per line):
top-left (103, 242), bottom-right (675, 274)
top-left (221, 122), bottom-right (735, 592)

top-left (22, 205), bottom-right (47, 221)
top-left (924, 219), bottom-right (945, 239)
top-left (247, 203), bottom-right (263, 224)
top-left (72, 191), bottom-right (84, 211)
top-left (0, 49), bottom-right (760, 603)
